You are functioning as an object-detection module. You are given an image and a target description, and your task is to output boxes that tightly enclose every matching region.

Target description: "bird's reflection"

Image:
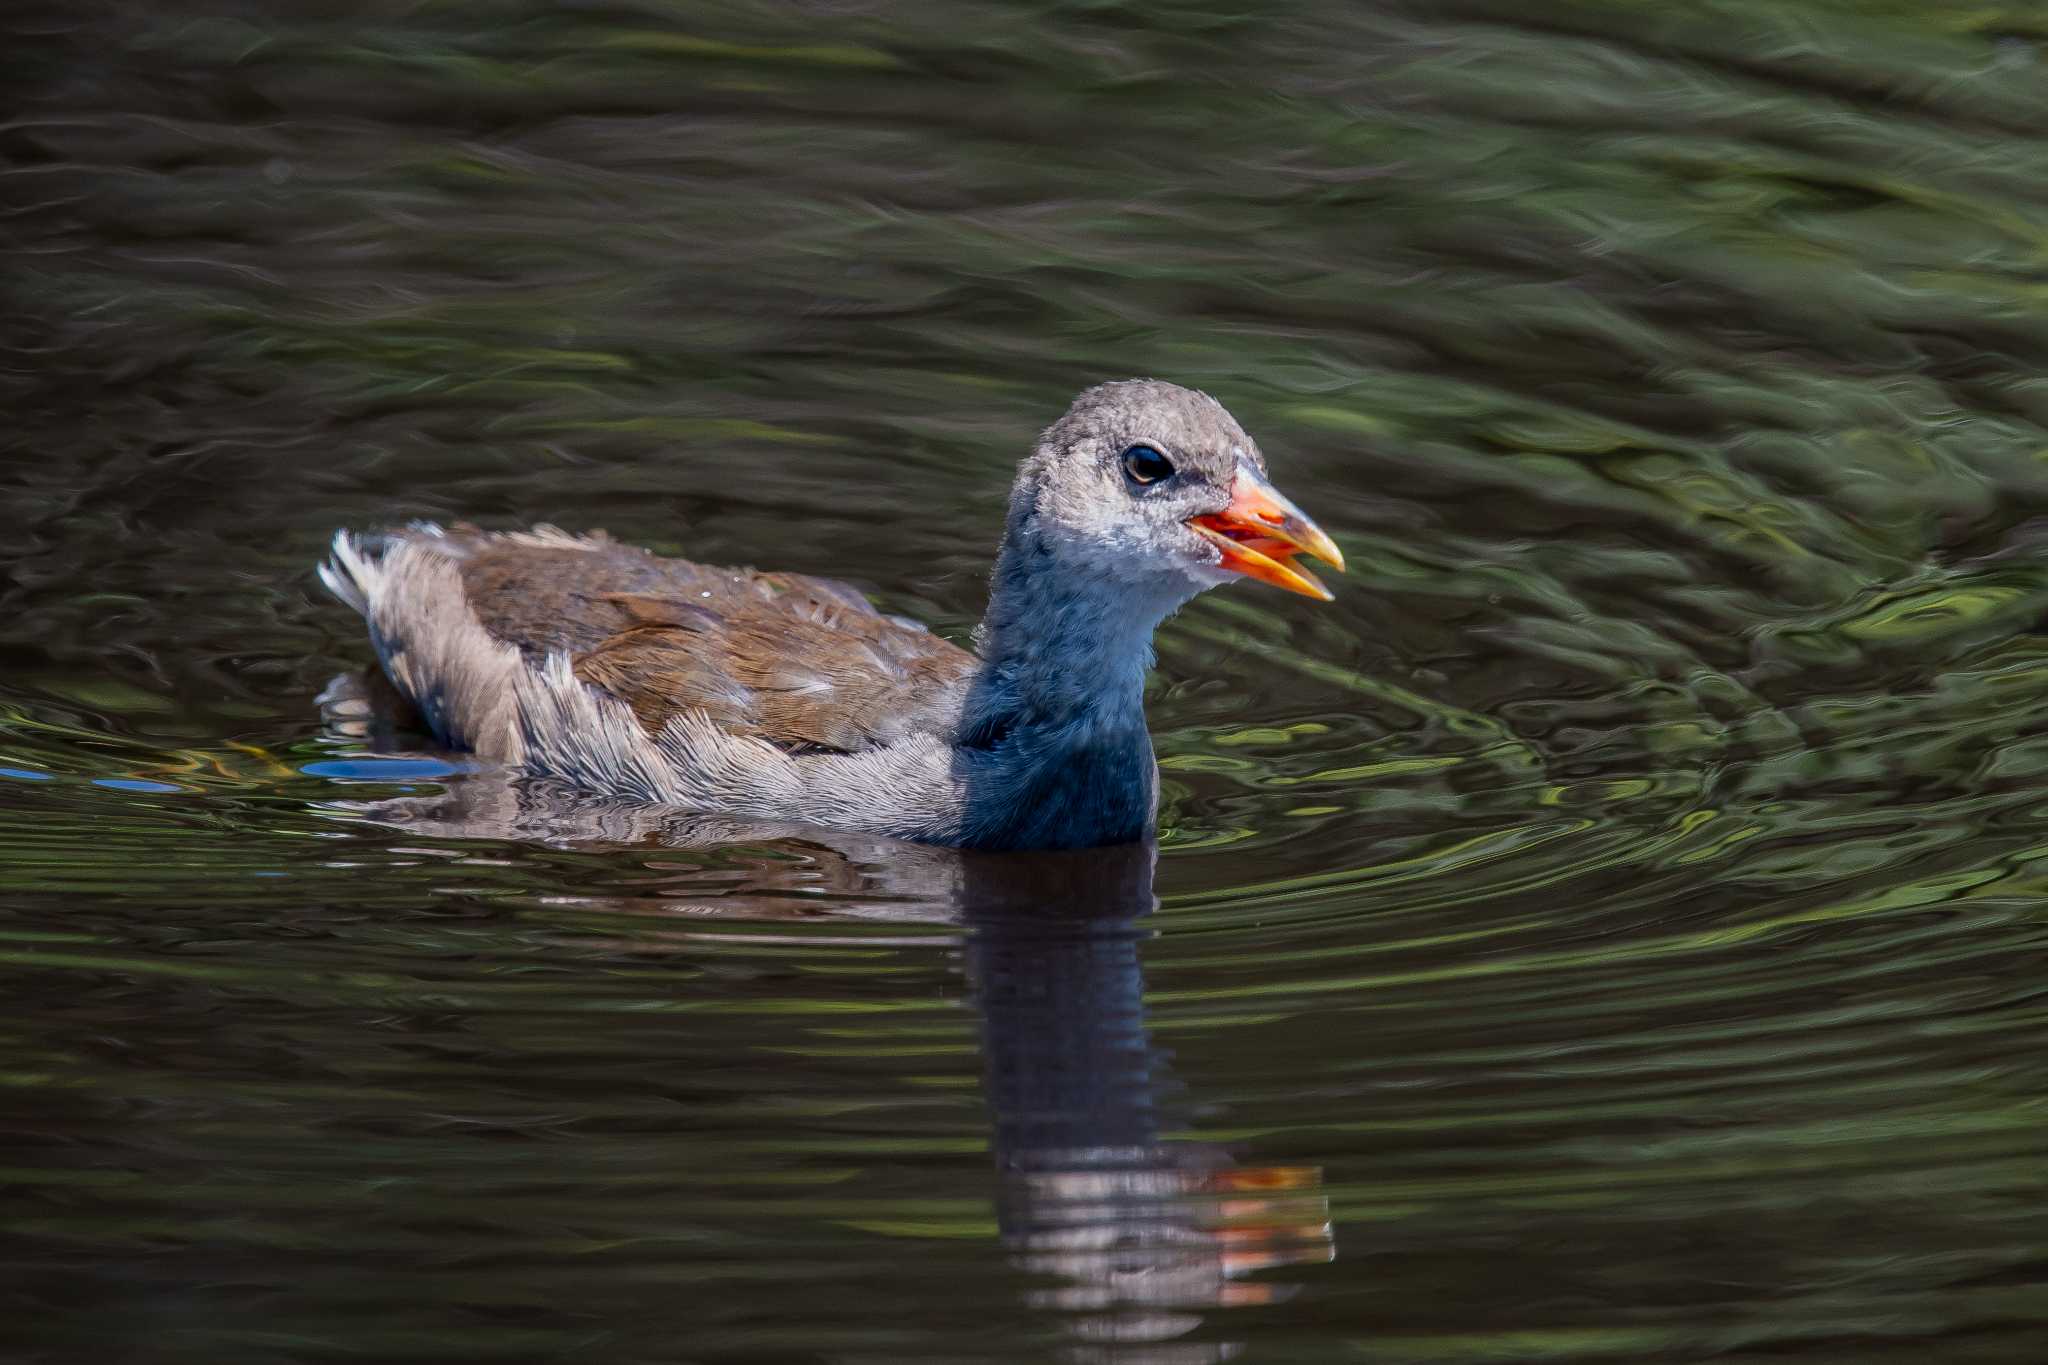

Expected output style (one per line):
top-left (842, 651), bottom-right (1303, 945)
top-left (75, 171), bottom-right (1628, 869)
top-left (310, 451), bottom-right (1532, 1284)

top-left (321, 672), bottom-right (1334, 1358)
top-left (960, 848), bottom-right (1333, 1362)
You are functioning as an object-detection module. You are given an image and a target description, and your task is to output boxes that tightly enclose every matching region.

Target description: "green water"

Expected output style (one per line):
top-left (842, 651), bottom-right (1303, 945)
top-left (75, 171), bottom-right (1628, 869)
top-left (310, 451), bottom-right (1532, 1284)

top-left (7, 1), bottom-right (2048, 1360)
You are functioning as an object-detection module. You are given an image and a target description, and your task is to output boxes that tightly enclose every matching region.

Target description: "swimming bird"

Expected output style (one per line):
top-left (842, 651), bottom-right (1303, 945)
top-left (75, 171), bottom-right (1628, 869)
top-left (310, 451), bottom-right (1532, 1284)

top-left (319, 380), bottom-right (1342, 850)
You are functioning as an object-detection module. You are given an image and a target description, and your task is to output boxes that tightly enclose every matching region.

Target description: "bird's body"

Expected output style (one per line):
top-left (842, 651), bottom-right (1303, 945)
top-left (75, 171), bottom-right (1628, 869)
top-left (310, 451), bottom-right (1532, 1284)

top-left (321, 381), bottom-right (1340, 850)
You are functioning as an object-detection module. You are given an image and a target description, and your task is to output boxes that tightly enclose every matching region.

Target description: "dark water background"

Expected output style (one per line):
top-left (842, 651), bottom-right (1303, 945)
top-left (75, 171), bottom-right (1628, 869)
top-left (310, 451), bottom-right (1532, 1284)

top-left (8, 2), bottom-right (2048, 1360)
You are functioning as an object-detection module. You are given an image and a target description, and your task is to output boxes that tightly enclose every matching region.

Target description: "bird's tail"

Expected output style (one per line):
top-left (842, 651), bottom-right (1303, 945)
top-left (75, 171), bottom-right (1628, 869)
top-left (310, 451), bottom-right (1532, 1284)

top-left (318, 523), bottom-right (448, 618)
top-left (317, 529), bottom-right (377, 617)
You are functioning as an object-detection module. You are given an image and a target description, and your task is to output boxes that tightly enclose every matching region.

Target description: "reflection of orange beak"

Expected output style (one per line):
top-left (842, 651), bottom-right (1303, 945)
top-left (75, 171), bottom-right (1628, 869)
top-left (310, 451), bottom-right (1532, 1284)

top-left (1186, 467), bottom-right (1345, 601)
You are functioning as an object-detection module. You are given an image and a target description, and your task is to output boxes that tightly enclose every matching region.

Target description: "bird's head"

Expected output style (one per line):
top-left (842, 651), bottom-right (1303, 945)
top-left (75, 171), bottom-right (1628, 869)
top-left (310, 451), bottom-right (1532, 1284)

top-left (1008, 379), bottom-right (1344, 606)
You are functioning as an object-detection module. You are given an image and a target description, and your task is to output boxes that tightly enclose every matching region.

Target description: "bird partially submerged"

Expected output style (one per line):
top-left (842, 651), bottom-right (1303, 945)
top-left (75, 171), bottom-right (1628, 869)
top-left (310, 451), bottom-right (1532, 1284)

top-left (320, 380), bottom-right (1342, 850)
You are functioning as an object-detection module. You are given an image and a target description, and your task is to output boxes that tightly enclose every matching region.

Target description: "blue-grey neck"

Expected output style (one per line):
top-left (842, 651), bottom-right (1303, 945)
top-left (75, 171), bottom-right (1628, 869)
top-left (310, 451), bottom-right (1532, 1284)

top-left (953, 523), bottom-right (1198, 851)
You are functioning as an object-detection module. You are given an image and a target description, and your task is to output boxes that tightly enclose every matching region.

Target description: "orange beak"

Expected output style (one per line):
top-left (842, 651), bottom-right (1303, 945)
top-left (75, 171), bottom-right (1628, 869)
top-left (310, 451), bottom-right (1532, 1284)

top-left (1186, 467), bottom-right (1345, 601)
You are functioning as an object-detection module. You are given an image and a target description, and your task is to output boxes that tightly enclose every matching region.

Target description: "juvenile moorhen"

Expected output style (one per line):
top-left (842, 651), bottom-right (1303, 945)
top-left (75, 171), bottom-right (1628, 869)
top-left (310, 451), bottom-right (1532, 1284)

top-left (320, 380), bottom-right (1341, 850)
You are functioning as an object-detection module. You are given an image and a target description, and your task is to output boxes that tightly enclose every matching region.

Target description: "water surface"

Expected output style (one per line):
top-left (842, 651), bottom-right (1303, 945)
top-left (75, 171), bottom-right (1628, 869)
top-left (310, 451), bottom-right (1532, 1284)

top-left (7, 2), bottom-right (2048, 1360)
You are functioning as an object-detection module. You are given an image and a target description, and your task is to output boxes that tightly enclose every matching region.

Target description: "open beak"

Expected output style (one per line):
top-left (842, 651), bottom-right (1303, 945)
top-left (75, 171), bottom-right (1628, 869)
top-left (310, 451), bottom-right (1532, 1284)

top-left (1186, 466), bottom-right (1345, 601)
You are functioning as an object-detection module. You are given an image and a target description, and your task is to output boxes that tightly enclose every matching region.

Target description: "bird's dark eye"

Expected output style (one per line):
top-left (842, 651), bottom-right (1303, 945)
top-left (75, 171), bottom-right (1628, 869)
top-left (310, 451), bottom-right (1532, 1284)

top-left (1121, 444), bottom-right (1175, 485)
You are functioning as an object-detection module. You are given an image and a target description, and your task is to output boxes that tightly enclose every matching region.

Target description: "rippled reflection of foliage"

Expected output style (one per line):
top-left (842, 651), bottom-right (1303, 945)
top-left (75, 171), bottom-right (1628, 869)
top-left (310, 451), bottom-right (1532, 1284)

top-left (6, 0), bottom-right (2048, 1360)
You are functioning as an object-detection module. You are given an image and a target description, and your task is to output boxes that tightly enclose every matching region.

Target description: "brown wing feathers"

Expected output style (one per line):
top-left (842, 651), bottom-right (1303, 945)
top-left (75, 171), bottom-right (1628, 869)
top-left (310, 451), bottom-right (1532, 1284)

top-left (445, 529), bottom-right (974, 756)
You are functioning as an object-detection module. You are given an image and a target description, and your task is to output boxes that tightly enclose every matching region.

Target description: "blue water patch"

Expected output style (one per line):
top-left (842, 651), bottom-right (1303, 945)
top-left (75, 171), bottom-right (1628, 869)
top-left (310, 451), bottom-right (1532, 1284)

top-left (0, 766), bottom-right (56, 782)
top-left (93, 778), bottom-right (183, 794)
top-left (302, 758), bottom-right (466, 781)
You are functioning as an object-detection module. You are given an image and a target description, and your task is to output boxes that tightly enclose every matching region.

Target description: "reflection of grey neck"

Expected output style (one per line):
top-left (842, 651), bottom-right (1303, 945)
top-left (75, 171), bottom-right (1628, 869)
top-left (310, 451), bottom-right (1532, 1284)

top-left (970, 910), bottom-right (1169, 1166)
top-left (958, 843), bottom-right (1170, 1168)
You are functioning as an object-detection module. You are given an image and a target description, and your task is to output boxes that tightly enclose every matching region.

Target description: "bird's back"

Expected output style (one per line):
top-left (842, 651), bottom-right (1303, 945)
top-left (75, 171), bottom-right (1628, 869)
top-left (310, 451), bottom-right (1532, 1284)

top-left (321, 524), bottom-right (976, 764)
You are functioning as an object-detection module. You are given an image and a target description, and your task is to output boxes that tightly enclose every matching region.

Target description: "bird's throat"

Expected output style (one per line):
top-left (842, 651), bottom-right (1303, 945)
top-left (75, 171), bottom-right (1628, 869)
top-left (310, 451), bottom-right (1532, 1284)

top-left (970, 538), bottom-right (1181, 736)
top-left (955, 550), bottom-right (1165, 849)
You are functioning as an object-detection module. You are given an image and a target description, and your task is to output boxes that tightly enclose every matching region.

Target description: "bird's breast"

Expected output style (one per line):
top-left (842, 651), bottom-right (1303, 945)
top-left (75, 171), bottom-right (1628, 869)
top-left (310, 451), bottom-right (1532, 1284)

top-left (956, 724), bottom-right (1157, 851)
